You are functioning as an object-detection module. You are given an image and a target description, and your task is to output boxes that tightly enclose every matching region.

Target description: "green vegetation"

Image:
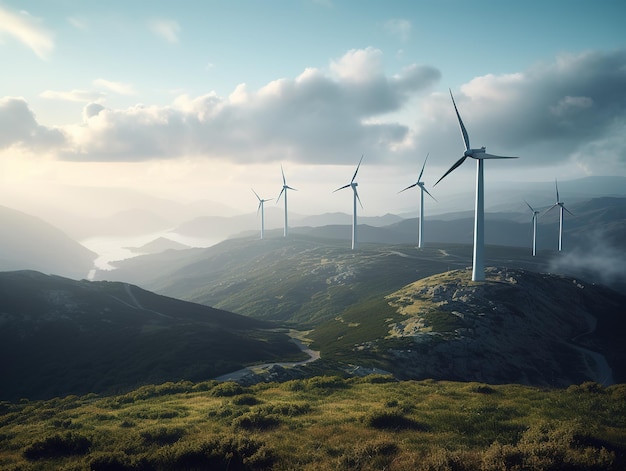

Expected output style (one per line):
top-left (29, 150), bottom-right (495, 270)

top-left (1, 378), bottom-right (624, 470)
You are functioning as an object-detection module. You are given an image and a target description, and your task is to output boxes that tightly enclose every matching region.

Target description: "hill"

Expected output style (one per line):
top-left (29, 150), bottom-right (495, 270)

top-left (0, 271), bottom-right (303, 401)
top-left (310, 267), bottom-right (626, 387)
top-left (94, 237), bottom-right (548, 327)
top-left (0, 206), bottom-right (96, 279)
top-left (0, 378), bottom-right (624, 470)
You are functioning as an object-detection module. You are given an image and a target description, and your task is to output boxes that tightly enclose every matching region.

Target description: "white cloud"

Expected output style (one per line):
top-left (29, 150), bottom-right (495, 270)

top-left (148, 19), bottom-right (180, 44)
top-left (0, 5), bottom-right (54, 59)
top-left (1, 48), bottom-right (625, 181)
top-left (40, 89), bottom-right (105, 103)
top-left (0, 97), bottom-right (65, 150)
top-left (93, 79), bottom-right (135, 95)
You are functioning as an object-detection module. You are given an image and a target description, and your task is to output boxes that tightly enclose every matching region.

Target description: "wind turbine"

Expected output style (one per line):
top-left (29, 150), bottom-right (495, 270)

top-left (276, 165), bottom-right (297, 237)
top-left (524, 200), bottom-right (540, 256)
top-left (435, 89), bottom-right (518, 281)
top-left (252, 188), bottom-right (272, 239)
top-left (334, 154), bottom-right (364, 250)
top-left (400, 153), bottom-right (437, 248)
top-left (543, 179), bottom-right (573, 252)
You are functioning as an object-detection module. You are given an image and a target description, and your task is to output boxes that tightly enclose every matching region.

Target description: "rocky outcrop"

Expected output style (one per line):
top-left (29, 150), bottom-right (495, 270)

top-left (382, 267), bottom-right (624, 387)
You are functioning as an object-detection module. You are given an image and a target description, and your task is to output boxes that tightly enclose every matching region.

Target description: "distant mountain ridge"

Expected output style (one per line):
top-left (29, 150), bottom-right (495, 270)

top-left (0, 270), bottom-right (302, 400)
top-left (0, 205), bottom-right (96, 279)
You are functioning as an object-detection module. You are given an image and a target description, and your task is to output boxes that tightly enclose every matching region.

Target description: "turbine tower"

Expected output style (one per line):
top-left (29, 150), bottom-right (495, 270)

top-left (400, 153), bottom-right (437, 248)
top-left (276, 165), bottom-right (297, 237)
top-left (524, 200), bottom-right (540, 256)
top-left (435, 89), bottom-right (518, 281)
top-left (334, 154), bottom-right (364, 250)
top-left (544, 179), bottom-right (573, 252)
top-left (252, 188), bottom-right (272, 239)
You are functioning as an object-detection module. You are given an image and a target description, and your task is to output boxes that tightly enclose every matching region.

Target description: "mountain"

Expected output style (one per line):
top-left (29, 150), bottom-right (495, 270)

top-left (94, 236), bottom-right (548, 327)
top-left (126, 236), bottom-right (190, 254)
top-left (0, 206), bottom-right (96, 279)
top-left (310, 267), bottom-right (626, 387)
top-left (0, 271), bottom-right (303, 400)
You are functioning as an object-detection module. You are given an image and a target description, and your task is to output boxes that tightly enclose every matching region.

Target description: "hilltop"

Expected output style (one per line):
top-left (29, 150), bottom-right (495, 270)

top-left (0, 271), bottom-right (303, 401)
top-left (310, 267), bottom-right (626, 387)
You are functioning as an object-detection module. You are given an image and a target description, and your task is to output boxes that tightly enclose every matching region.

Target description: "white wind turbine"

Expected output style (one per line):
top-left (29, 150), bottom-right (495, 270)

top-left (334, 154), bottom-right (364, 250)
top-left (524, 200), bottom-right (540, 256)
top-left (435, 89), bottom-right (518, 281)
top-left (252, 188), bottom-right (272, 239)
top-left (276, 165), bottom-right (297, 237)
top-left (400, 153), bottom-right (437, 248)
top-left (544, 179), bottom-right (573, 252)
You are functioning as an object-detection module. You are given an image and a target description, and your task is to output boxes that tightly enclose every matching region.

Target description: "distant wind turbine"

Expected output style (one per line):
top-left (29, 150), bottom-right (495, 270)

top-left (400, 153), bottom-right (437, 248)
top-left (252, 188), bottom-right (272, 240)
top-left (524, 200), bottom-right (540, 256)
top-left (276, 165), bottom-right (297, 237)
top-left (334, 154), bottom-right (364, 250)
top-left (435, 89), bottom-right (518, 281)
top-left (543, 179), bottom-right (573, 252)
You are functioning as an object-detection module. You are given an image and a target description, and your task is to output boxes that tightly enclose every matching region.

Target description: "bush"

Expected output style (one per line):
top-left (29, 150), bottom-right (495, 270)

top-left (211, 382), bottom-right (246, 397)
top-left (338, 439), bottom-right (398, 470)
top-left (23, 431), bottom-right (91, 460)
top-left (233, 412), bottom-right (281, 431)
top-left (158, 435), bottom-right (275, 470)
top-left (140, 426), bottom-right (185, 446)
top-left (364, 410), bottom-right (427, 431)
top-left (232, 394), bottom-right (260, 406)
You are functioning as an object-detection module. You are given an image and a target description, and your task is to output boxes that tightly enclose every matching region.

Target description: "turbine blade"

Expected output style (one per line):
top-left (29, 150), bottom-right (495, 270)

top-left (555, 178), bottom-right (560, 202)
top-left (435, 155), bottom-right (467, 186)
top-left (276, 187), bottom-right (285, 203)
top-left (524, 200), bottom-right (535, 212)
top-left (251, 188), bottom-right (261, 201)
top-left (286, 185), bottom-right (298, 191)
top-left (542, 203), bottom-right (558, 216)
top-left (351, 154), bottom-right (364, 183)
top-left (422, 186), bottom-right (437, 202)
top-left (417, 153), bottom-right (429, 182)
top-left (354, 187), bottom-right (363, 208)
top-left (563, 206), bottom-right (574, 217)
top-left (334, 183), bottom-right (351, 192)
top-left (257, 201), bottom-right (262, 215)
top-left (450, 89), bottom-right (470, 151)
top-left (399, 182), bottom-right (418, 193)
top-left (281, 164), bottom-right (286, 185)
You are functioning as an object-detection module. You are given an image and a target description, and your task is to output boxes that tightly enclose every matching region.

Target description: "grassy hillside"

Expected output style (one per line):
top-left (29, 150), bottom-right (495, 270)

top-left (0, 377), bottom-right (624, 470)
top-left (98, 236), bottom-right (547, 327)
top-left (0, 271), bottom-right (303, 401)
top-left (309, 267), bottom-right (626, 387)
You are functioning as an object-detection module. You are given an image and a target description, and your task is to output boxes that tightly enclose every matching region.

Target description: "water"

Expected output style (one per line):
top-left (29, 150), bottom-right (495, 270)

top-left (81, 230), bottom-right (222, 279)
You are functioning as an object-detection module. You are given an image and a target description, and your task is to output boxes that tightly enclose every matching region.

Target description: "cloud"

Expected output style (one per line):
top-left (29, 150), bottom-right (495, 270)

top-left (0, 5), bottom-right (54, 59)
top-left (3, 48), bottom-right (625, 175)
top-left (413, 49), bottom-right (626, 174)
top-left (93, 79), bottom-right (135, 95)
top-left (148, 19), bottom-right (180, 44)
top-left (384, 19), bottom-right (411, 42)
top-left (0, 97), bottom-right (65, 150)
top-left (57, 48), bottom-right (439, 162)
top-left (40, 89), bottom-right (105, 103)
top-left (67, 16), bottom-right (87, 31)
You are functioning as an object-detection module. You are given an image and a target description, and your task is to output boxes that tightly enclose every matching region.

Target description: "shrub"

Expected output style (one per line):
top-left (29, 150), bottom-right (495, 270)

top-left (23, 431), bottom-right (91, 460)
top-left (211, 382), bottom-right (246, 397)
top-left (364, 410), bottom-right (427, 431)
top-left (158, 435), bottom-right (275, 470)
top-left (338, 439), bottom-right (398, 470)
top-left (232, 394), bottom-right (260, 406)
top-left (140, 426), bottom-right (185, 446)
top-left (233, 412), bottom-right (281, 431)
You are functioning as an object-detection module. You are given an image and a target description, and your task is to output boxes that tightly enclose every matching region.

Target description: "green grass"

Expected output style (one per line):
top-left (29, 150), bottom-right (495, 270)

top-left (1, 378), bottom-right (624, 470)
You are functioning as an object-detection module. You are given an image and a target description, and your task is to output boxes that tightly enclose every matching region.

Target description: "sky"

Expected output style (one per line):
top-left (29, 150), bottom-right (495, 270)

top-left (1, 0), bottom-right (625, 219)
